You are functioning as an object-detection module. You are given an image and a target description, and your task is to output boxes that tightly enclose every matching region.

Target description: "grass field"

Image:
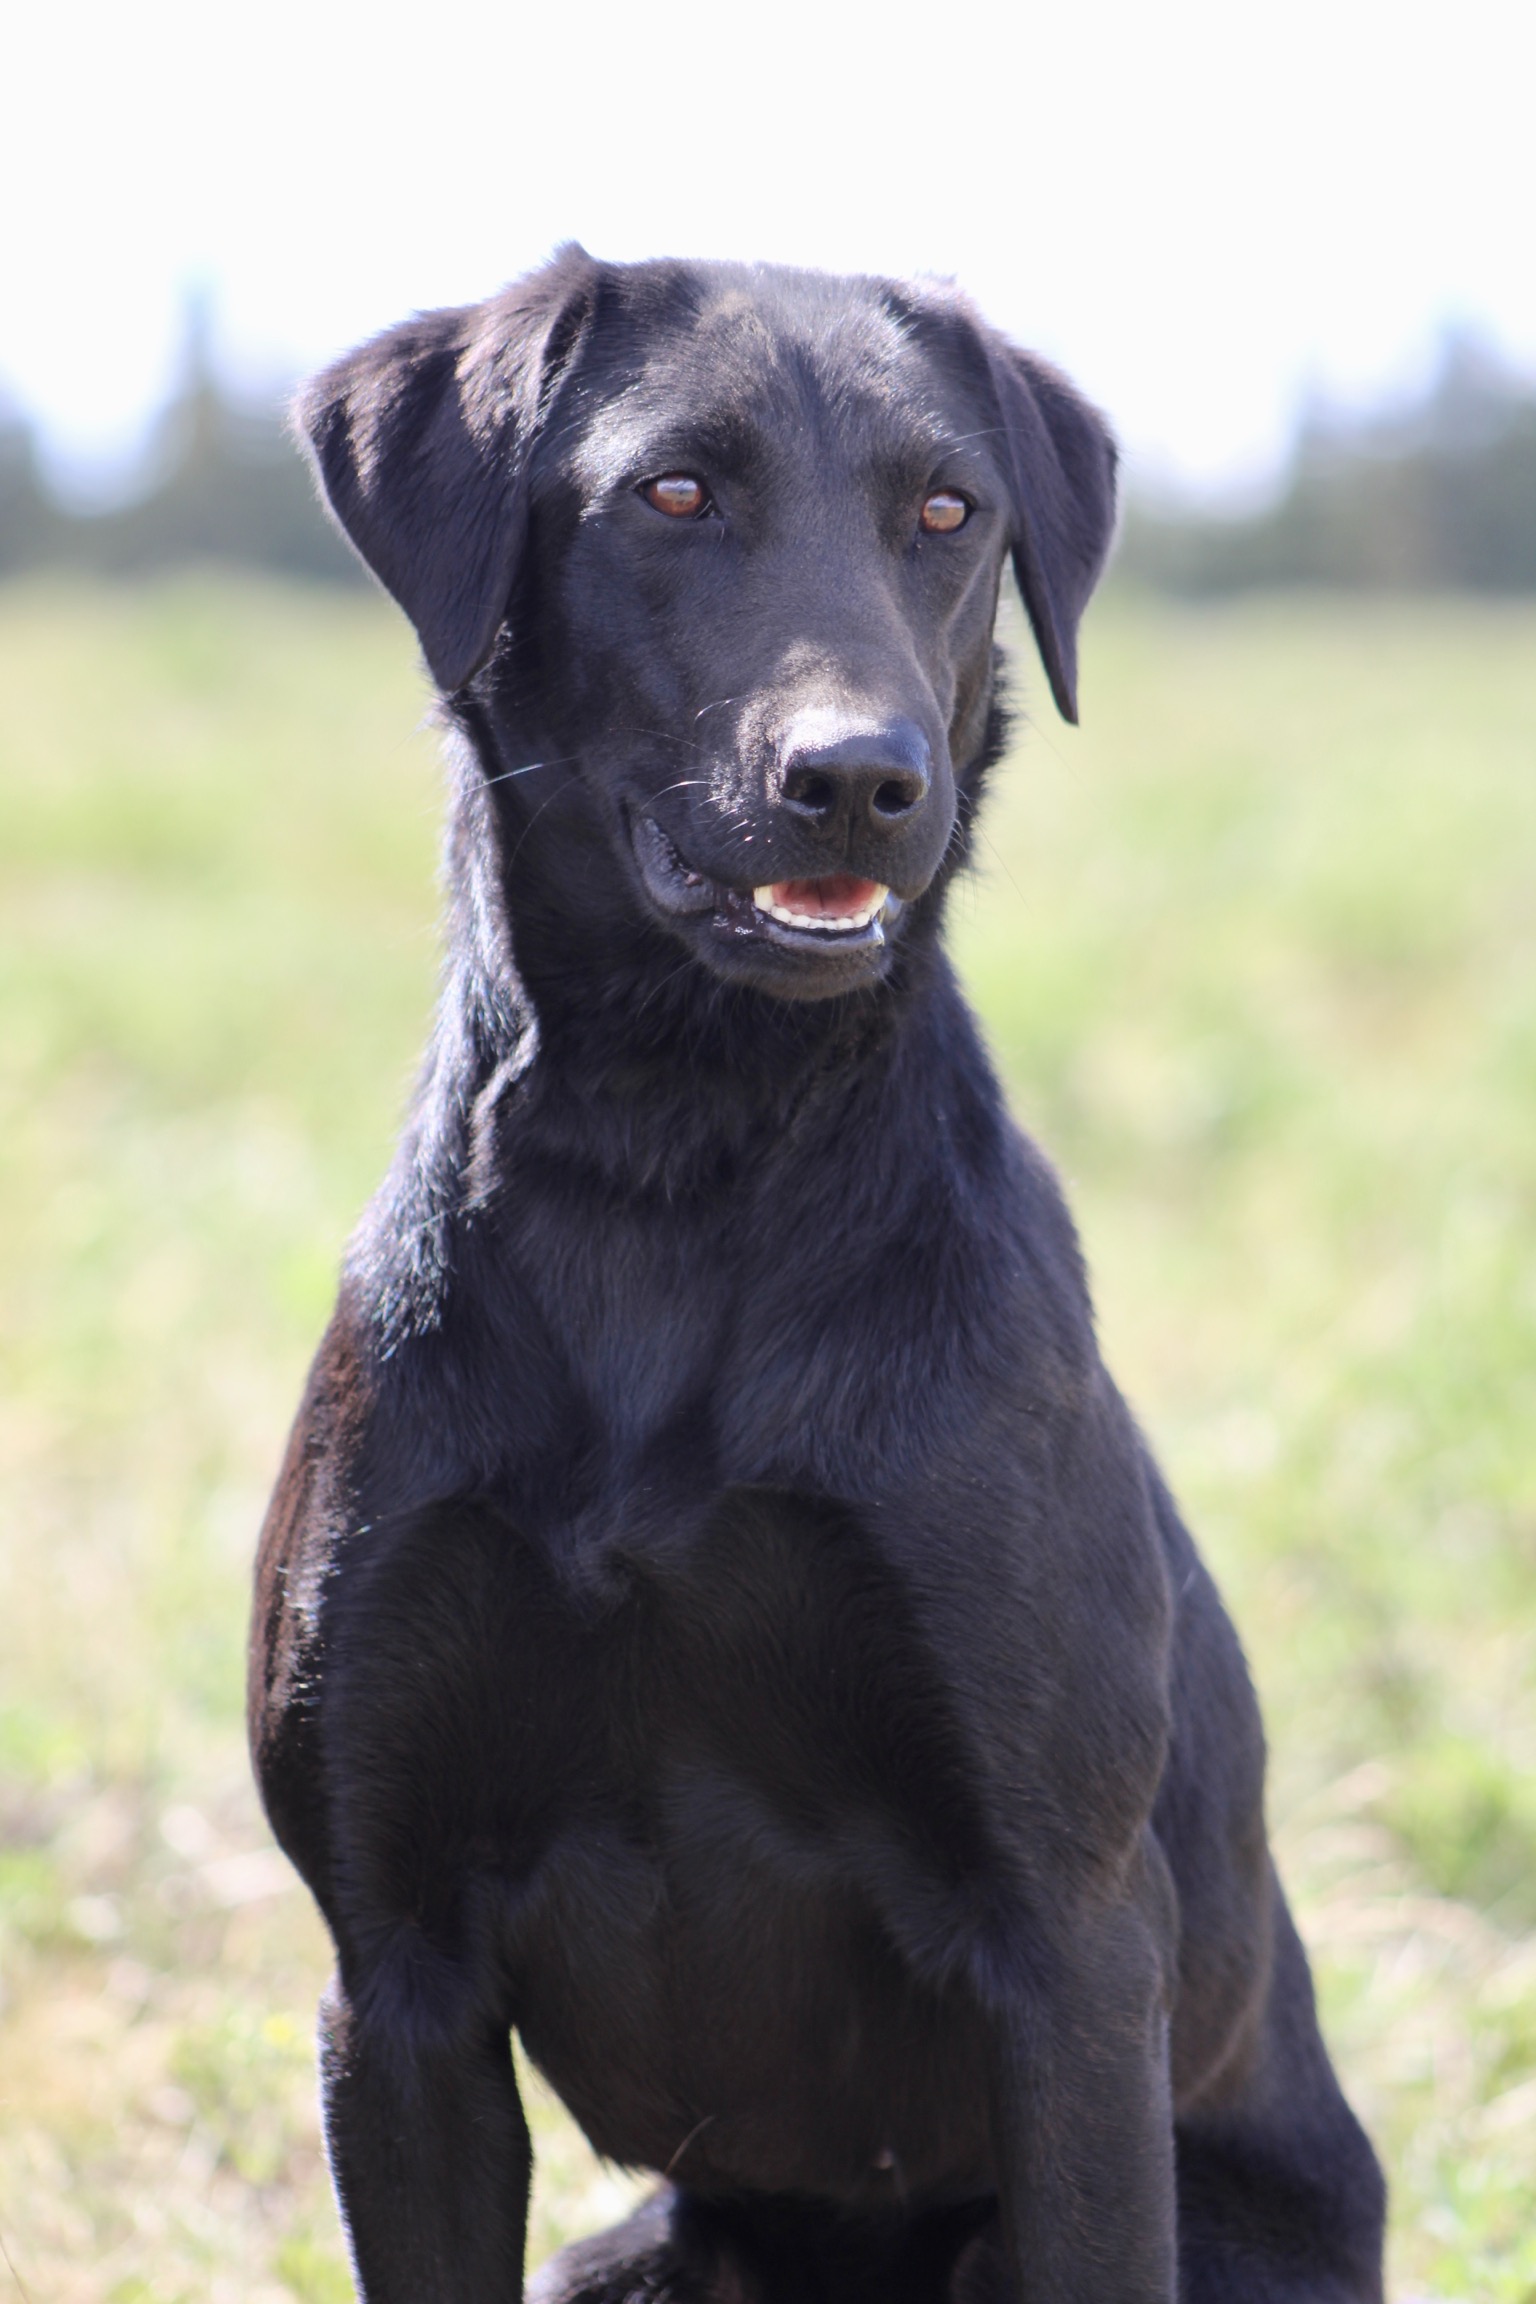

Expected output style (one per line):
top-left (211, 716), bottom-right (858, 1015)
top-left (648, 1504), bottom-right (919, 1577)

top-left (0, 574), bottom-right (1532, 2303)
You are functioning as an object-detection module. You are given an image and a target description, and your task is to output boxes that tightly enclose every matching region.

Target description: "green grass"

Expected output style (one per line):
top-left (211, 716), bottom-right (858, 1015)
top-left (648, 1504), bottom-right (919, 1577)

top-left (0, 574), bottom-right (1531, 2301)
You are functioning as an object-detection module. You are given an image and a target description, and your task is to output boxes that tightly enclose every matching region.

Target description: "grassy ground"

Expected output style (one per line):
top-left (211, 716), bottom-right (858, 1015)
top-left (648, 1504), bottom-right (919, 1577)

top-left (0, 574), bottom-right (1531, 2302)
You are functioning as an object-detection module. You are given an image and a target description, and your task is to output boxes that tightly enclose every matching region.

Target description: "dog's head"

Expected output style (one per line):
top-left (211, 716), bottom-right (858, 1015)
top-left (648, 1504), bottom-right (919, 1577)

top-left (298, 250), bottom-right (1116, 1003)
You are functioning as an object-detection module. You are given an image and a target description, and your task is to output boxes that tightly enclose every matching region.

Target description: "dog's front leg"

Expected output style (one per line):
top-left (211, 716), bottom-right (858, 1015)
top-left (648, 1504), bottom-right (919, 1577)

top-left (318, 1970), bottom-right (532, 2302)
top-left (984, 1892), bottom-right (1177, 2304)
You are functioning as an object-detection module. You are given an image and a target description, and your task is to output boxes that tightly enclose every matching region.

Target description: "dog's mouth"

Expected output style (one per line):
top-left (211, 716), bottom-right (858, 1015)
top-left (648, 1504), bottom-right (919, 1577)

top-left (631, 814), bottom-right (899, 957)
top-left (753, 873), bottom-right (889, 934)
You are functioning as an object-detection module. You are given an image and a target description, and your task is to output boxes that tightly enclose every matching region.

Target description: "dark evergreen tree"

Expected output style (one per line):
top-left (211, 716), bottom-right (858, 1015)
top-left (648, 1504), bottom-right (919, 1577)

top-left (1119, 331), bottom-right (1536, 594)
top-left (0, 294), bottom-right (360, 583)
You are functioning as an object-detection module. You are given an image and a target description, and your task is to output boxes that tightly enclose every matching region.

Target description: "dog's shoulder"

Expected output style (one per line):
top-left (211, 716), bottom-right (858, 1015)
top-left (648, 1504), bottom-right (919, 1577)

top-left (248, 1289), bottom-right (376, 1897)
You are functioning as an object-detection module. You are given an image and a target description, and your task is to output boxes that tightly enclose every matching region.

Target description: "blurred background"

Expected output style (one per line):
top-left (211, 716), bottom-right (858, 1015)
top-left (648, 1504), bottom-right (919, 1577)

top-left (1, 2), bottom-right (1533, 2298)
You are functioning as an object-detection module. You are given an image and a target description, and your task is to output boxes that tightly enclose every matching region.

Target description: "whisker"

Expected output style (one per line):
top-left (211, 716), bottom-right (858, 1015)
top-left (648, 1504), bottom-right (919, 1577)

top-left (504, 776), bottom-right (581, 880)
top-left (480, 757), bottom-right (581, 790)
top-left (630, 953), bottom-right (702, 1031)
top-left (978, 825), bottom-right (1027, 909)
top-left (663, 2112), bottom-right (717, 2179)
top-left (612, 724), bottom-right (710, 755)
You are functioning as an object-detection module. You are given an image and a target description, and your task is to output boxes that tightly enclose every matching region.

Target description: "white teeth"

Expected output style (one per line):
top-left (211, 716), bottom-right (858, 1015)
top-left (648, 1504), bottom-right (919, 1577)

top-left (752, 885), bottom-right (889, 933)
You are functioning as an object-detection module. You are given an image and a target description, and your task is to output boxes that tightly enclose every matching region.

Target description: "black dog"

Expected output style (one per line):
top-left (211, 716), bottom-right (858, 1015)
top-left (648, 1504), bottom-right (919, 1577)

top-left (250, 249), bottom-right (1386, 2304)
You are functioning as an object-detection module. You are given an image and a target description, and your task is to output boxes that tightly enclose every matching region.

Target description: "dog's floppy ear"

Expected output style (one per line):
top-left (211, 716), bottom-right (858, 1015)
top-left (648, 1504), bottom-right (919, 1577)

top-left (295, 244), bottom-right (598, 693)
top-left (984, 339), bottom-right (1118, 726)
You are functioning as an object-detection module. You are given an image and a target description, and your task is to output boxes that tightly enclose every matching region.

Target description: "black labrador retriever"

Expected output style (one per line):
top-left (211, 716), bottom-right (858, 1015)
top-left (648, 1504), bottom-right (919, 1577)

top-left (250, 248), bottom-right (1386, 2304)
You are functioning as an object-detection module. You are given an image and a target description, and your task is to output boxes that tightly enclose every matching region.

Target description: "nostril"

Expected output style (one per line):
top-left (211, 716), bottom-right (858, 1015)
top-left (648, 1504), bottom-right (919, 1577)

top-left (873, 776), bottom-right (922, 818)
top-left (780, 723), bottom-right (933, 829)
top-left (784, 769), bottom-right (837, 817)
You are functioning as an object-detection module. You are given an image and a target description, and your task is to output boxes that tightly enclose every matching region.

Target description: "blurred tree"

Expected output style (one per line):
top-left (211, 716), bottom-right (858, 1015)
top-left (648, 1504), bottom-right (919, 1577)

top-left (0, 392), bottom-right (61, 573)
top-left (4, 307), bottom-right (1533, 594)
top-left (0, 293), bottom-right (359, 583)
top-left (1119, 330), bottom-right (1536, 593)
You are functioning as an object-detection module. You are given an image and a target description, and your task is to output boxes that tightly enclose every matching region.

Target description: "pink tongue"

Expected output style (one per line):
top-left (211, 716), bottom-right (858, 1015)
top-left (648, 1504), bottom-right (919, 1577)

top-left (770, 874), bottom-right (881, 918)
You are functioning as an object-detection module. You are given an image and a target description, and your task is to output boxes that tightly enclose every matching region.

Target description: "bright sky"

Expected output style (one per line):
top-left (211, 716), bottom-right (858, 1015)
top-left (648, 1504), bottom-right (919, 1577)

top-left (4, 0), bottom-right (1533, 497)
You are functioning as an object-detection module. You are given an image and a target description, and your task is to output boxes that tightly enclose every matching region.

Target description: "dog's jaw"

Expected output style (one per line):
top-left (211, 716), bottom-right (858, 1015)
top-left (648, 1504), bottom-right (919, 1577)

top-left (628, 810), bottom-right (903, 995)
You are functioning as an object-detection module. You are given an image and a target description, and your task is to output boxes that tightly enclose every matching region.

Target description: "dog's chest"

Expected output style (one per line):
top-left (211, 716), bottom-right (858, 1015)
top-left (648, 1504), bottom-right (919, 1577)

top-left (491, 1488), bottom-right (998, 2201)
top-left (514, 1187), bottom-right (733, 1449)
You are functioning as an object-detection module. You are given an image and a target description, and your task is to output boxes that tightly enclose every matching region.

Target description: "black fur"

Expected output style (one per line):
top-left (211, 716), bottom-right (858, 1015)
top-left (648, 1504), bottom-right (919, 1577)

top-left (252, 252), bottom-right (1385, 2303)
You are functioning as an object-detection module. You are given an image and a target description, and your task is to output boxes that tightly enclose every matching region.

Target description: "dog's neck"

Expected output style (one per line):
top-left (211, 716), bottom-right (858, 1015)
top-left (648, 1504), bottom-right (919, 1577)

top-left (347, 701), bottom-right (999, 1358)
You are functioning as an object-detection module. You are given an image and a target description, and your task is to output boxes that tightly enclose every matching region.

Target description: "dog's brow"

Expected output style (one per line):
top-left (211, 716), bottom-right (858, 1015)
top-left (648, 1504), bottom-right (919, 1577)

top-left (932, 427), bottom-right (1006, 456)
top-left (577, 401), bottom-right (766, 493)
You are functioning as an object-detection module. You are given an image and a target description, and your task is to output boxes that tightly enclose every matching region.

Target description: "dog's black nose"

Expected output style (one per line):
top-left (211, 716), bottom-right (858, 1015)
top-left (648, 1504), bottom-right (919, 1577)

top-left (780, 720), bottom-right (932, 834)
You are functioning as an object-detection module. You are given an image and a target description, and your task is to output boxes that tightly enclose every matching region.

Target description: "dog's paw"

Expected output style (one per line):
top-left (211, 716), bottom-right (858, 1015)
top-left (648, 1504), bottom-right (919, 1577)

top-left (528, 2190), bottom-right (737, 2304)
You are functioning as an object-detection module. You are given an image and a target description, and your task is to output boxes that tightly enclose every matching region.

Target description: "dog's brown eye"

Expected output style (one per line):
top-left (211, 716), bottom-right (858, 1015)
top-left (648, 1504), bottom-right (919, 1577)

top-left (919, 490), bottom-right (970, 534)
top-left (643, 473), bottom-right (709, 519)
